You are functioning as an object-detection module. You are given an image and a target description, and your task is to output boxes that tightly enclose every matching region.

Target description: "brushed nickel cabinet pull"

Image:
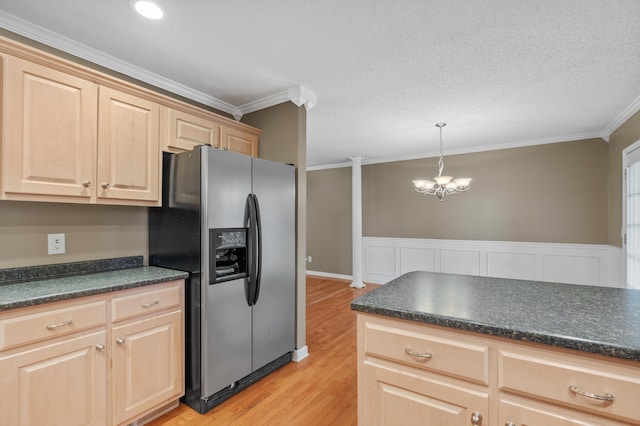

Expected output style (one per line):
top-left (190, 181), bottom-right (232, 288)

top-left (141, 300), bottom-right (159, 308)
top-left (405, 347), bottom-right (432, 361)
top-left (95, 344), bottom-right (105, 351)
top-left (82, 180), bottom-right (91, 188)
top-left (569, 385), bottom-right (615, 401)
top-left (116, 338), bottom-right (125, 345)
top-left (505, 422), bottom-right (516, 426)
top-left (101, 182), bottom-right (110, 189)
top-left (471, 411), bottom-right (482, 425)
top-left (46, 319), bottom-right (73, 330)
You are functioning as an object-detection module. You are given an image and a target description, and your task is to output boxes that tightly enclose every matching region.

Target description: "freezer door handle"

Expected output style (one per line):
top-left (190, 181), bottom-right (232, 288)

top-left (246, 193), bottom-right (259, 306)
top-left (252, 194), bottom-right (263, 305)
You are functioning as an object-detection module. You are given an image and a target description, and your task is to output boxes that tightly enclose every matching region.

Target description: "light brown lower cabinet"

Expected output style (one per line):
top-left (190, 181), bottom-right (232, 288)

top-left (357, 314), bottom-right (640, 426)
top-left (0, 280), bottom-right (184, 426)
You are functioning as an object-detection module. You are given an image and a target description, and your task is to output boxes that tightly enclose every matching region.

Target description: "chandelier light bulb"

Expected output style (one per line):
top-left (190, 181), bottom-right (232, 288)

top-left (412, 122), bottom-right (473, 201)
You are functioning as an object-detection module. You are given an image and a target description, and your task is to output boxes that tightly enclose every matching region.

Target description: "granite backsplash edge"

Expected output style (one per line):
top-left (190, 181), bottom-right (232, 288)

top-left (0, 256), bottom-right (144, 285)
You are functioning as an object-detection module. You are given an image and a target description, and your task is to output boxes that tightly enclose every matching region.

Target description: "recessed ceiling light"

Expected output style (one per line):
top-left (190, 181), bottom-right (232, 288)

top-left (131, 0), bottom-right (164, 20)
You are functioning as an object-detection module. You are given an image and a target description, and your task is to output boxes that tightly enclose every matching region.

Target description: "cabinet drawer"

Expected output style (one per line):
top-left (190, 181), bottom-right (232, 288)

top-left (499, 398), bottom-right (633, 426)
top-left (0, 301), bottom-right (106, 351)
top-left (361, 317), bottom-right (489, 385)
top-left (498, 348), bottom-right (640, 424)
top-left (111, 283), bottom-right (182, 322)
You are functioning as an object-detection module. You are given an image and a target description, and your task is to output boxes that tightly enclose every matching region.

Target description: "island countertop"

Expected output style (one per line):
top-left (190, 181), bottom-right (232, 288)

top-left (351, 271), bottom-right (640, 362)
top-left (0, 256), bottom-right (188, 311)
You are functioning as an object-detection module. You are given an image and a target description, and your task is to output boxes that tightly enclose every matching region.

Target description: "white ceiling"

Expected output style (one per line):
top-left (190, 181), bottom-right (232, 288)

top-left (1, 0), bottom-right (640, 168)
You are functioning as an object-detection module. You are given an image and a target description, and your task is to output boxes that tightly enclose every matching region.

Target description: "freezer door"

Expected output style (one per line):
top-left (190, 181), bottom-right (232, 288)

top-left (205, 147), bottom-right (252, 229)
top-left (251, 158), bottom-right (296, 370)
top-left (201, 148), bottom-right (253, 396)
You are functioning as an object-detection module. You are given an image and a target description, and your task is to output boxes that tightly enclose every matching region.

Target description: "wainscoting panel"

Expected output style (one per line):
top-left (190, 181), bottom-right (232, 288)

top-left (440, 249), bottom-right (480, 276)
top-left (487, 252), bottom-right (536, 280)
top-left (360, 237), bottom-right (625, 287)
top-left (399, 247), bottom-right (435, 275)
top-left (364, 244), bottom-right (397, 283)
top-left (541, 255), bottom-right (599, 286)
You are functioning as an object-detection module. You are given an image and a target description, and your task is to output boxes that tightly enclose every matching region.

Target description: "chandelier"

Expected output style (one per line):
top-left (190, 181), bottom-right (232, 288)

top-left (412, 122), bottom-right (472, 201)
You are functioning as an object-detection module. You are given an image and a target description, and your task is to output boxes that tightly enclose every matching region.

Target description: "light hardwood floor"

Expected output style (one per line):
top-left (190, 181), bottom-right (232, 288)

top-left (146, 275), bottom-right (378, 425)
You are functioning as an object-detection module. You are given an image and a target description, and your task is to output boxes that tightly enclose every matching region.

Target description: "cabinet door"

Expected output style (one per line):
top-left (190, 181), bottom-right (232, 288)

top-left (219, 124), bottom-right (259, 157)
top-left (360, 361), bottom-right (489, 425)
top-left (112, 310), bottom-right (183, 425)
top-left (160, 107), bottom-right (218, 153)
top-left (97, 87), bottom-right (160, 205)
top-left (0, 331), bottom-right (107, 426)
top-left (3, 56), bottom-right (97, 201)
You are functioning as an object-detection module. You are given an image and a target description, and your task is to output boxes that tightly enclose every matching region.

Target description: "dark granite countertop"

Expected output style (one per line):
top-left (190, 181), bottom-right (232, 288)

top-left (0, 256), bottom-right (188, 311)
top-left (351, 271), bottom-right (640, 362)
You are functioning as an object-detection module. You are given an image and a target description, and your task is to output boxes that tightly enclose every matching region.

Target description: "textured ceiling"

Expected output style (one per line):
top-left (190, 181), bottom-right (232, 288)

top-left (1, 0), bottom-right (640, 167)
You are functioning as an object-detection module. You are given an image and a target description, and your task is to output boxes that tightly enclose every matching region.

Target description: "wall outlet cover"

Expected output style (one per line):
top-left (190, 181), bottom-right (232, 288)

top-left (47, 233), bottom-right (66, 255)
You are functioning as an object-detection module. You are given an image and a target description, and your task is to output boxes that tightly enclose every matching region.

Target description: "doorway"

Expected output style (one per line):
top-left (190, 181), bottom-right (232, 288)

top-left (623, 139), bottom-right (640, 289)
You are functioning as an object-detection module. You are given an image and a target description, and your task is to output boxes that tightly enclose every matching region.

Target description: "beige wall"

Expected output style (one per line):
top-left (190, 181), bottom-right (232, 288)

top-left (307, 168), bottom-right (353, 275)
top-left (307, 138), bottom-right (613, 276)
top-left (364, 138), bottom-right (608, 243)
top-left (0, 201), bottom-right (148, 268)
top-left (243, 102), bottom-right (308, 353)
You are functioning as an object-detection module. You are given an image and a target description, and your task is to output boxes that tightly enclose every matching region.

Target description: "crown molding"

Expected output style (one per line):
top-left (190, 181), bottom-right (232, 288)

top-left (601, 94), bottom-right (640, 142)
top-left (287, 85), bottom-right (317, 111)
top-left (236, 85), bottom-right (318, 119)
top-left (237, 90), bottom-right (290, 116)
top-left (0, 10), bottom-right (245, 118)
top-left (306, 131), bottom-right (603, 171)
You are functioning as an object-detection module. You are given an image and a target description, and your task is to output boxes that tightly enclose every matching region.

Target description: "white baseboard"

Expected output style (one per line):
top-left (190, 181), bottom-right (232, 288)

top-left (292, 345), bottom-right (309, 362)
top-left (305, 270), bottom-right (352, 281)
top-left (363, 237), bottom-right (625, 288)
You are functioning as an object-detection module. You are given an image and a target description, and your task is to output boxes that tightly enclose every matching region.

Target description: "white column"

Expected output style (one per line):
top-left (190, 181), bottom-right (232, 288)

top-left (349, 156), bottom-right (365, 288)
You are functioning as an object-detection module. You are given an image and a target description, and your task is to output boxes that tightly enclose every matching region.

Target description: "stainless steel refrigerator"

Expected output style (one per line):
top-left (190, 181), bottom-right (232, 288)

top-left (149, 145), bottom-right (296, 413)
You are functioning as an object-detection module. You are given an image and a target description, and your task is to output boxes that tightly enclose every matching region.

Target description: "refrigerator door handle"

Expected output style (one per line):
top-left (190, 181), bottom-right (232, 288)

top-left (246, 193), bottom-right (258, 306)
top-left (252, 194), bottom-right (263, 305)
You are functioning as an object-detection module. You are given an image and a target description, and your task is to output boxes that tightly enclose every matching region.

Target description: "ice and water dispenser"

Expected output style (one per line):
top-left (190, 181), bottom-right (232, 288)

top-left (210, 228), bottom-right (247, 283)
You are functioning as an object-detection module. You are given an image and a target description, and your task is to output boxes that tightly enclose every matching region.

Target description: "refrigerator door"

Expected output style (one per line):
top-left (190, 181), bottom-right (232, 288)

top-left (251, 157), bottom-right (296, 370)
top-left (202, 148), bottom-right (253, 396)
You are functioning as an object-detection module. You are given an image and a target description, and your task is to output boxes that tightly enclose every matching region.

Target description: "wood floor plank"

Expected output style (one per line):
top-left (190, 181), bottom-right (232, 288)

top-left (146, 276), bottom-right (378, 425)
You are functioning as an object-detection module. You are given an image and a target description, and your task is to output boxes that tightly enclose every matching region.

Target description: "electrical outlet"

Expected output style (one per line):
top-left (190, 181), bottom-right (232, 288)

top-left (307, 256), bottom-right (312, 263)
top-left (47, 233), bottom-right (65, 255)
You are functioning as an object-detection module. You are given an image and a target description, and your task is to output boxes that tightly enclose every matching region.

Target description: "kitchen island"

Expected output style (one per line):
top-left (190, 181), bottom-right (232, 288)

top-left (351, 271), bottom-right (640, 425)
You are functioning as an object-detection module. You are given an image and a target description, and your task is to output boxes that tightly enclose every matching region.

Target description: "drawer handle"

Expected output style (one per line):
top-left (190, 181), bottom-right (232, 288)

top-left (46, 319), bottom-right (73, 330)
top-left (405, 347), bottom-right (432, 361)
top-left (569, 385), bottom-right (615, 402)
top-left (141, 300), bottom-right (159, 308)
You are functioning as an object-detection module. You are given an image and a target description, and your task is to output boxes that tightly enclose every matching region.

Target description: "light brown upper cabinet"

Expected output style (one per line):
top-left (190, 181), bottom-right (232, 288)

top-left (161, 106), bottom-right (260, 157)
top-left (0, 35), bottom-right (262, 207)
top-left (160, 107), bottom-right (219, 154)
top-left (2, 56), bottom-right (98, 203)
top-left (220, 124), bottom-right (259, 157)
top-left (1, 55), bottom-right (160, 206)
top-left (97, 87), bottom-right (160, 205)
